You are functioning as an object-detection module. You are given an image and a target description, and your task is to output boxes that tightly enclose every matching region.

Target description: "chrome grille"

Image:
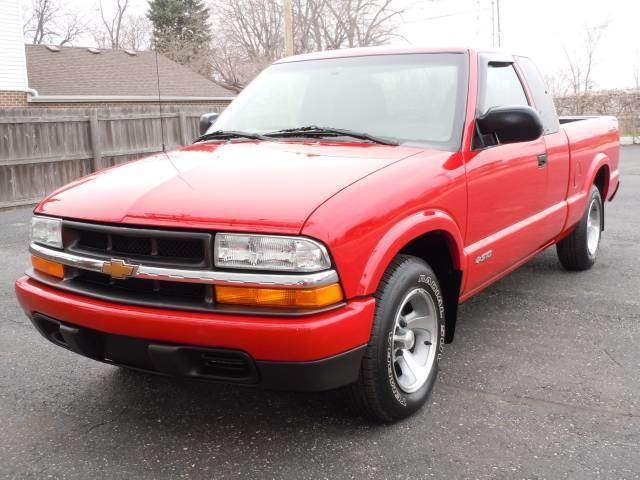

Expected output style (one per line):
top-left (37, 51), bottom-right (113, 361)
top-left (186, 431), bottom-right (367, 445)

top-left (65, 220), bottom-right (212, 267)
top-left (29, 223), bottom-right (340, 315)
top-left (62, 220), bottom-right (214, 309)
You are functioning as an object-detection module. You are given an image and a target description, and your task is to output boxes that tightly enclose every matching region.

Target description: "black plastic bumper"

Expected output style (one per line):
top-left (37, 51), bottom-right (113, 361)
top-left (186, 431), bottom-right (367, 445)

top-left (30, 314), bottom-right (365, 392)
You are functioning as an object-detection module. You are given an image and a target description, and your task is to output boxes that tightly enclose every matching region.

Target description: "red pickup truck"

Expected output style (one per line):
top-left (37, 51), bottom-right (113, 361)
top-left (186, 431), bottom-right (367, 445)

top-left (16, 47), bottom-right (620, 422)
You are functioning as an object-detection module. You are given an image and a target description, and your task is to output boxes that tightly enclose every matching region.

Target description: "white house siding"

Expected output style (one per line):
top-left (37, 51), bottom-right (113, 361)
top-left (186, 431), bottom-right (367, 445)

top-left (0, 0), bottom-right (28, 92)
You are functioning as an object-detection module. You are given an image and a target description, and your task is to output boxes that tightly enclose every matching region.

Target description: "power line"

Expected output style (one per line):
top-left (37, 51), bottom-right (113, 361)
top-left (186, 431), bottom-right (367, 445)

top-left (403, 6), bottom-right (490, 25)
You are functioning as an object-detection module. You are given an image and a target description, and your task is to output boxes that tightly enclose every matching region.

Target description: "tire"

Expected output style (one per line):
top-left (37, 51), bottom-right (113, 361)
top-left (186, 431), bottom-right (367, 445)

top-left (556, 185), bottom-right (603, 271)
top-left (348, 255), bottom-right (445, 422)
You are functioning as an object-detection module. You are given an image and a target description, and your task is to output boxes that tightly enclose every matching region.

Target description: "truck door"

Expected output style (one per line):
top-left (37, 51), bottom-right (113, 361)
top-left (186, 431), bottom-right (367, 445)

top-left (463, 55), bottom-right (557, 295)
top-left (515, 55), bottom-right (570, 214)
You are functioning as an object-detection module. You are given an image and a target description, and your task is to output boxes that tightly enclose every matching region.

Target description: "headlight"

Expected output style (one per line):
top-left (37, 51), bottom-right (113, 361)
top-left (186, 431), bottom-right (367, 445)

top-left (30, 216), bottom-right (63, 249)
top-left (214, 233), bottom-right (331, 272)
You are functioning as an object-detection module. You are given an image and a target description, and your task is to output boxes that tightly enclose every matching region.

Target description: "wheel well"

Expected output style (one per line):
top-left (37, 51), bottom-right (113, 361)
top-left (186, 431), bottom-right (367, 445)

top-left (398, 230), bottom-right (462, 343)
top-left (593, 165), bottom-right (609, 230)
top-left (594, 165), bottom-right (609, 199)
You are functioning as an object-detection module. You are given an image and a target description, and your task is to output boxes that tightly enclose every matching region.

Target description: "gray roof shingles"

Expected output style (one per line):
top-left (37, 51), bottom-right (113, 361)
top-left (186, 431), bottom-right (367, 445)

top-left (25, 44), bottom-right (235, 98)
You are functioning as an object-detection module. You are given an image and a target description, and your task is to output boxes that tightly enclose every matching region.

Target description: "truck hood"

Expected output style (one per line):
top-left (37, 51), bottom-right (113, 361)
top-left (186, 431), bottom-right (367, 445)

top-left (36, 141), bottom-right (422, 234)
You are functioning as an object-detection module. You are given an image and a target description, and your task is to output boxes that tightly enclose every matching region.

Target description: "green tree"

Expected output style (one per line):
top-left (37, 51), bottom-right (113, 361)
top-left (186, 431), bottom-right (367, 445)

top-left (147, 0), bottom-right (212, 75)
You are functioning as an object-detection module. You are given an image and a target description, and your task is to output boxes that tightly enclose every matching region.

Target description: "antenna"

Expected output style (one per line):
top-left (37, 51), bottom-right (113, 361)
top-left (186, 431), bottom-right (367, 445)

top-left (154, 48), bottom-right (166, 153)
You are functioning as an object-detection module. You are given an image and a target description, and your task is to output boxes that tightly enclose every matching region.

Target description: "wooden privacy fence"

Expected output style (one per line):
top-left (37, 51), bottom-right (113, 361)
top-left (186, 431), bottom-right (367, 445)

top-left (0, 106), bottom-right (222, 209)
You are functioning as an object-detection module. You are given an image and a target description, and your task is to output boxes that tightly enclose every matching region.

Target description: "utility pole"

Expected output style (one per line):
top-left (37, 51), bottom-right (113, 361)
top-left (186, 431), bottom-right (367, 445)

top-left (474, 0), bottom-right (482, 46)
top-left (496, 0), bottom-right (502, 48)
top-left (284, 0), bottom-right (294, 57)
top-left (491, 0), bottom-right (495, 47)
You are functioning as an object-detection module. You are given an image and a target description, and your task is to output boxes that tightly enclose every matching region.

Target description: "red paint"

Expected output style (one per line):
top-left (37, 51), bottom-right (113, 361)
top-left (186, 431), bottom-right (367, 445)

top-left (19, 48), bottom-right (620, 361)
top-left (15, 276), bottom-right (375, 362)
top-left (36, 141), bottom-right (420, 234)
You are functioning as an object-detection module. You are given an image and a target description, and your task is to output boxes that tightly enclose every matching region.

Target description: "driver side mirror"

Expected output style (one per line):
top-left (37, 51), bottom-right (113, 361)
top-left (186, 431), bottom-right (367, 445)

top-left (199, 112), bottom-right (220, 136)
top-left (476, 105), bottom-right (543, 146)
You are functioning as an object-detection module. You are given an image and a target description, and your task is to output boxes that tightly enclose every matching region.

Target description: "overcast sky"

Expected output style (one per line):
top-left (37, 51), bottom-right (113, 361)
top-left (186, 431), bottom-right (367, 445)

top-left (396, 0), bottom-right (639, 90)
top-left (46, 0), bottom-right (640, 90)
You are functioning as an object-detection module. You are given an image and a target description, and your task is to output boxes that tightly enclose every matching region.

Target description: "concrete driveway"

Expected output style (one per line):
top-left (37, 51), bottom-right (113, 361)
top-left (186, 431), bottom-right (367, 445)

top-left (1, 147), bottom-right (638, 479)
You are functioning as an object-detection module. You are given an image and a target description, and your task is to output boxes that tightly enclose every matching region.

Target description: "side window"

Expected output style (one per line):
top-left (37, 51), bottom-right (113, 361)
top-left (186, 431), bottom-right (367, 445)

top-left (481, 63), bottom-right (529, 114)
top-left (516, 56), bottom-right (560, 135)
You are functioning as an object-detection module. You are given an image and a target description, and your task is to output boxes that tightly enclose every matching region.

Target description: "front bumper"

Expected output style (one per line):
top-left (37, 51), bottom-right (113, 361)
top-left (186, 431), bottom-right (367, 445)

top-left (15, 277), bottom-right (375, 390)
top-left (29, 313), bottom-right (366, 391)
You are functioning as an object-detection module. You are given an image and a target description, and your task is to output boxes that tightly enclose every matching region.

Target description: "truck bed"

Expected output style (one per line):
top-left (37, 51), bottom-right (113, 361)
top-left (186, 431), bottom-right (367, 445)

top-left (559, 115), bottom-right (617, 125)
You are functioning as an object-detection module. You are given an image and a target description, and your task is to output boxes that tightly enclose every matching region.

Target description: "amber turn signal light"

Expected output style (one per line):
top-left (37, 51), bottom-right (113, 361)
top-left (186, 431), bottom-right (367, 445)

top-left (31, 255), bottom-right (65, 279)
top-left (215, 283), bottom-right (344, 309)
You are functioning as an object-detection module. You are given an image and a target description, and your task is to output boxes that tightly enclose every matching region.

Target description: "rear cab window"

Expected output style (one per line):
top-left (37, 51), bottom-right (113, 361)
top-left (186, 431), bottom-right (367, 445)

top-left (515, 56), bottom-right (560, 135)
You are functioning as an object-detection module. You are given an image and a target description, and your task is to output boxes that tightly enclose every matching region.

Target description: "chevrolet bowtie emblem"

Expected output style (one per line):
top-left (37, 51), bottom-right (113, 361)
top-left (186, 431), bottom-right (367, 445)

top-left (102, 259), bottom-right (138, 279)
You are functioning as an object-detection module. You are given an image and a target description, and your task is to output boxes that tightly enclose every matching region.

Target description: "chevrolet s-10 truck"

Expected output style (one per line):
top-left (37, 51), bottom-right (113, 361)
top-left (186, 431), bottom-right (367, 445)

top-left (16, 47), bottom-right (620, 422)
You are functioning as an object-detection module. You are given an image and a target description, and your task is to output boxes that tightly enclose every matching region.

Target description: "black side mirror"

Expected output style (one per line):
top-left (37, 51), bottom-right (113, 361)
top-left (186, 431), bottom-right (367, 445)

top-left (199, 113), bottom-right (220, 136)
top-left (476, 105), bottom-right (543, 145)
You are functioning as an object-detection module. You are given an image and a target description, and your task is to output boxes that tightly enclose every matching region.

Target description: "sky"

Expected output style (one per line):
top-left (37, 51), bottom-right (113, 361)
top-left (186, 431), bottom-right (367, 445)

top-left (396, 0), bottom-right (640, 90)
top-left (37, 0), bottom-right (640, 90)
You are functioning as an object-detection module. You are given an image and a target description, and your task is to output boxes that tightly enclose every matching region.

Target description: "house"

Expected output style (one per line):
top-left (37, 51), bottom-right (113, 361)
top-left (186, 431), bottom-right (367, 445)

top-left (0, 0), bottom-right (29, 106)
top-left (0, 0), bottom-right (235, 109)
top-left (22, 45), bottom-right (236, 109)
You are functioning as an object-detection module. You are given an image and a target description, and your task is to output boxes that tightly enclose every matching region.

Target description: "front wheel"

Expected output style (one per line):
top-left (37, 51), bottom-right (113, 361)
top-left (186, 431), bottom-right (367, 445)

top-left (348, 255), bottom-right (445, 422)
top-left (556, 185), bottom-right (603, 270)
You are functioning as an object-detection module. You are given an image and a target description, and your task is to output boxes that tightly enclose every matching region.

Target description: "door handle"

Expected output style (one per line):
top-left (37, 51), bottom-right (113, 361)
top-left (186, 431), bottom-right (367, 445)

top-left (537, 153), bottom-right (548, 168)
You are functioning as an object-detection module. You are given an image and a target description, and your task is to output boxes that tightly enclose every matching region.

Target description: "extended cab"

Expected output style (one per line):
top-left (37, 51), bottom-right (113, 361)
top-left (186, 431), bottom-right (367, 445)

top-left (16, 48), bottom-right (620, 422)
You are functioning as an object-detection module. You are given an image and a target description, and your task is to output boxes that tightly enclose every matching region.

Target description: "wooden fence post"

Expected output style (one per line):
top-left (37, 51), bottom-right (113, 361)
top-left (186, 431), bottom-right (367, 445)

top-left (88, 110), bottom-right (102, 172)
top-left (178, 111), bottom-right (189, 146)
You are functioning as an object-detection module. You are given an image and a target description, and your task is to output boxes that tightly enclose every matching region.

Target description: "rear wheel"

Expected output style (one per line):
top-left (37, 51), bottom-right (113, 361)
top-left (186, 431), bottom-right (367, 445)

top-left (556, 185), bottom-right (603, 270)
top-left (348, 255), bottom-right (445, 422)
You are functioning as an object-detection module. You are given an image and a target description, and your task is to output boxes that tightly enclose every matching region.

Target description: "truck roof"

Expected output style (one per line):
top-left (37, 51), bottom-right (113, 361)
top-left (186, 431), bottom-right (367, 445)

top-left (276, 46), bottom-right (473, 64)
top-left (275, 46), bottom-right (528, 64)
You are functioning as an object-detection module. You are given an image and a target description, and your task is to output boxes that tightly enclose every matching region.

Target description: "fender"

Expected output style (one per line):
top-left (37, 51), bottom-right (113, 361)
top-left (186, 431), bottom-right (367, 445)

top-left (356, 209), bottom-right (465, 343)
top-left (583, 152), bottom-right (611, 198)
top-left (358, 209), bottom-right (465, 297)
top-left (565, 153), bottom-right (611, 232)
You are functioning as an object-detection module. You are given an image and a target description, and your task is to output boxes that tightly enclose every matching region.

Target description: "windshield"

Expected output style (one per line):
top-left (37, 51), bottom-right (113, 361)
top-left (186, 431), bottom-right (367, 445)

top-left (211, 53), bottom-right (469, 151)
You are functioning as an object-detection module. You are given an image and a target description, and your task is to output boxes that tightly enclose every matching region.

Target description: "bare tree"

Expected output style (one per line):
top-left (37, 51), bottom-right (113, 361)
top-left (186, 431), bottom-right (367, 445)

top-left (94, 0), bottom-right (129, 49)
top-left (291, 0), bottom-right (324, 52)
top-left (208, 0), bottom-right (405, 92)
top-left (543, 71), bottom-right (571, 99)
top-left (23, 0), bottom-right (86, 46)
top-left (208, 0), bottom-right (283, 92)
top-left (23, 0), bottom-right (55, 44)
top-left (213, 0), bottom-right (283, 58)
top-left (94, 11), bottom-right (150, 51)
top-left (57, 12), bottom-right (86, 46)
top-left (633, 55), bottom-right (640, 92)
top-left (317, 0), bottom-right (405, 49)
top-left (562, 21), bottom-right (609, 114)
top-left (120, 15), bottom-right (151, 51)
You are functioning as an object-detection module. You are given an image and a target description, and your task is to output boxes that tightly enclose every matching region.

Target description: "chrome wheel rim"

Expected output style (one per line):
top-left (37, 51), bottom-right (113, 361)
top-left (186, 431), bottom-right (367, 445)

top-left (586, 198), bottom-right (601, 256)
top-left (391, 288), bottom-right (438, 394)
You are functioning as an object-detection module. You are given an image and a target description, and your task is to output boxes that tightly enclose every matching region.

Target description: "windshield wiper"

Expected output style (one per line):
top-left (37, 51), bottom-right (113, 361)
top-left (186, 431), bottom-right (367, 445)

top-left (195, 130), bottom-right (271, 143)
top-left (264, 126), bottom-right (399, 146)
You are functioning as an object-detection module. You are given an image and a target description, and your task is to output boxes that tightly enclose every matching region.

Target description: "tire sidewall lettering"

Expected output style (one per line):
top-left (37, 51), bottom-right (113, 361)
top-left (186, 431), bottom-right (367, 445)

top-left (418, 274), bottom-right (446, 361)
top-left (386, 272), bottom-right (445, 406)
top-left (386, 329), bottom-right (407, 406)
